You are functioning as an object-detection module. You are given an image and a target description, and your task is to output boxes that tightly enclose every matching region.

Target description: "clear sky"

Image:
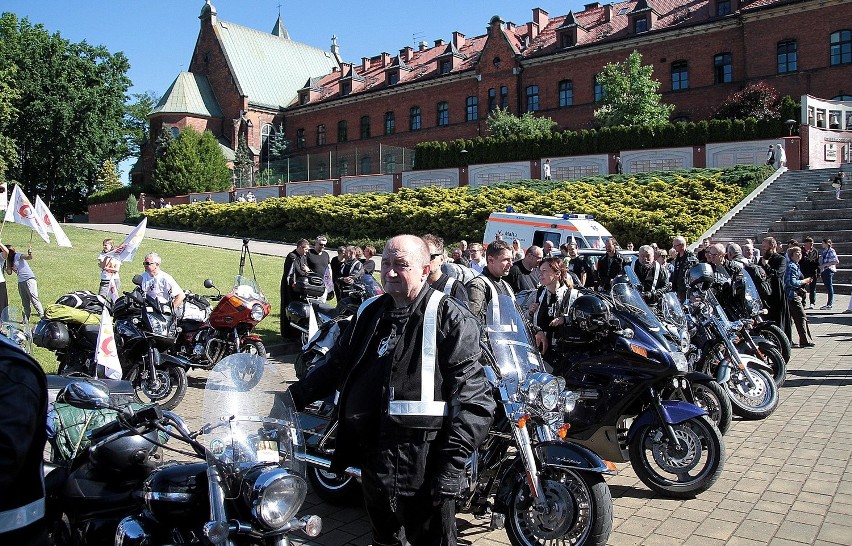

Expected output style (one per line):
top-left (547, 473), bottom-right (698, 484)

top-left (2, 0), bottom-right (583, 177)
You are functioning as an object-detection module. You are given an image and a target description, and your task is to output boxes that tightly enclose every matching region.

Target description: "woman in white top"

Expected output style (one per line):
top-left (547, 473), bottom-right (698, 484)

top-left (0, 242), bottom-right (44, 321)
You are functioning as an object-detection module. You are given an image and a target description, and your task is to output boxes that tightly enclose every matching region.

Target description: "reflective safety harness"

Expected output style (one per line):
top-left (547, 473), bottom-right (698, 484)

top-left (441, 276), bottom-right (456, 296)
top-left (479, 274), bottom-right (514, 324)
top-left (0, 488), bottom-right (45, 534)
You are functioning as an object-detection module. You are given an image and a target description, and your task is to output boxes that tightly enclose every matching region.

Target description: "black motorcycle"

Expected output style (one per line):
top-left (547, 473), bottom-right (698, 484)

top-left (46, 354), bottom-right (321, 546)
top-left (554, 286), bottom-right (726, 498)
top-left (286, 283), bottom-right (368, 348)
top-left (684, 265), bottom-right (779, 420)
top-left (298, 294), bottom-right (615, 546)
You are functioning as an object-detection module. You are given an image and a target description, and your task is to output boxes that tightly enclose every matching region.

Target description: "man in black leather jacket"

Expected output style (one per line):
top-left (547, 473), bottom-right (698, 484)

top-left (633, 245), bottom-right (672, 306)
top-left (0, 336), bottom-right (48, 545)
top-left (289, 235), bottom-right (494, 546)
top-left (671, 235), bottom-right (698, 302)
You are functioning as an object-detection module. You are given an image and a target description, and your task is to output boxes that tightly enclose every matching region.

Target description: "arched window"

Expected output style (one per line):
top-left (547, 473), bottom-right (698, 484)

top-left (261, 123), bottom-right (274, 157)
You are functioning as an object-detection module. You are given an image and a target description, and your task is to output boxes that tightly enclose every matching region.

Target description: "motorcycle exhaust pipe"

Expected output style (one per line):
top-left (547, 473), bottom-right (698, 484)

top-left (296, 452), bottom-right (361, 479)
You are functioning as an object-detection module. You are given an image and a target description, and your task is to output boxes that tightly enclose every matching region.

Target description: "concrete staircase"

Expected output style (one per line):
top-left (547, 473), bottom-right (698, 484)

top-left (707, 168), bottom-right (852, 294)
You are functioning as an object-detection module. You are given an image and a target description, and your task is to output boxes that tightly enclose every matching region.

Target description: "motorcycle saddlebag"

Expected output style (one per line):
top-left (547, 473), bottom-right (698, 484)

top-left (182, 293), bottom-right (212, 322)
top-left (293, 275), bottom-right (326, 297)
top-left (33, 319), bottom-right (71, 350)
top-left (44, 304), bottom-right (100, 326)
top-left (56, 290), bottom-right (110, 314)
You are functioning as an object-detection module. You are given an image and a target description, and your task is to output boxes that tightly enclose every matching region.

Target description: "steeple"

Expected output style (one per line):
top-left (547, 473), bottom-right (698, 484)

top-left (271, 14), bottom-right (290, 39)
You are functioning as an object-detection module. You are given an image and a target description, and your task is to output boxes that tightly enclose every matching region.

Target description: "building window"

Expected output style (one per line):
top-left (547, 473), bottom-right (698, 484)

top-left (299, 92), bottom-right (309, 105)
top-left (466, 96), bottom-right (478, 121)
top-left (170, 126), bottom-right (179, 138)
top-left (829, 110), bottom-right (842, 129)
top-left (671, 61), bottom-right (689, 91)
top-left (388, 71), bottom-right (399, 85)
top-left (716, 0), bottom-right (731, 16)
top-left (337, 120), bottom-right (347, 143)
top-left (558, 80), bottom-right (573, 107)
top-left (338, 160), bottom-right (348, 177)
top-left (385, 111), bottom-right (395, 135)
top-left (807, 106), bottom-right (815, 126)
top-left (261, 123), bottom-right (273, 155)
top-left (830, 30), bottom-right (852, 66)
top-left (410, 106), bottom-right (421, 130)
top-left (437, 101), bottom-right (449, 126)
top-left (488, 88), bottom-right (496, 111)
top-left (360, 115), bottom-right (370, 139)
top-left (525, 85), bottom-right (540, 112)
top-left (777, 40), bottom-right (797, 73)
top-left (714, 53), bottom-right (732, 83)
top-left (440, 59), bottom-right (452, 74)
top-left (634, 17), bottom-right (648, 33)
top-left (383, 155), bottom-right (397, 174)
top-left (360, 156), bottom-right (372, 175)
top-left (500, 86), bottom-right (509, 109)
top-left (296, 128), bottom-right (305, 150)
top-left (341, 81), bottom-right (352, 96)
top-left (560, 33), bottom-right (574, 48)
top-left (316, 124), bottom-right (326, 146)
top-left (816, 109), bottom-right (826, 128)
top-left (594, 76), bottom-right (604, 102)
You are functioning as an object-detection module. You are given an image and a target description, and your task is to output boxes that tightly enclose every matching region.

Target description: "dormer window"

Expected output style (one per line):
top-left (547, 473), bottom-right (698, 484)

top-left (341, 82), bottom-right (352, 96)
top-left (560, 33), bottom-right (574, 48)
top-left (440, 60), bottom-right (452, 75)
top-left (717, 0), bottom-right (731, 16)
top-left (634, 17), bottom-right (648, 33)
top-left (388, 71), bottom-right (399, 85)
top-left (299, 92), bottom-right (309, 105)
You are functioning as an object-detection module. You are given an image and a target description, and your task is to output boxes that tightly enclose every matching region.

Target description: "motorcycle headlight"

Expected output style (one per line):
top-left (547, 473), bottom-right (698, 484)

top-left (524, 372), bottom-right (565, 411)
top-left (250, 469), bottom-right (307, 530)
top-left (251, 304), bottom-right (265, 321)
top-left (559, 390), bottom-right (579, 414)
top-left (671, 351), bottom-right (689, 373)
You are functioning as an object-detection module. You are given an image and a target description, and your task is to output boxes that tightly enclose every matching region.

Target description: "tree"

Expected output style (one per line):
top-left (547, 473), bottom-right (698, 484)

top-left (96, 159), bottom-right (123, 193)
top-left (713, 82), bottom-right (781, 121)
top-left (0, 13), bottom-right (131, 216)
top-left (268, 129), bottom-right (289, 161)
top-left (0, 65), bottom-right (19, 184)
top-left (154, 125), bottom-right (174, 159)
top-left (152, 127), bottom-right (230, 195)
top-left (594, 50), bottom-right (674, 128)
top-left (124, 193), bottom-right (140, 221)
top-left (486, 107), bottom-right (557, 139)
top-left (124, 91), bottom-right (159, 160)
top-left (233, 134), bottom-right (253, 187)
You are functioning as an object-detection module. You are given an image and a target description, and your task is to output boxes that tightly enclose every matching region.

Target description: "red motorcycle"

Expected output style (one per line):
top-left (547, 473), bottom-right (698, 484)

top-left (172, 240), bottom-right (271, 389)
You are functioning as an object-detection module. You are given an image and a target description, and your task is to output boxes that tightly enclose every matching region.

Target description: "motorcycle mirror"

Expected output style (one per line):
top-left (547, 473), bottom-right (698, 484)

top-left (132, 274), bottom-right (143, 286)
top-left (203, 279), bottom-right (215, 289)
top-left (57, 379), bottom-right (112, 410)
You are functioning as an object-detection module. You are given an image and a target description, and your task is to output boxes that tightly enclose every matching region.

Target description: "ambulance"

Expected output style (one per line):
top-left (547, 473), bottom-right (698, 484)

top-left (483, 211), bottom-right (613, 250)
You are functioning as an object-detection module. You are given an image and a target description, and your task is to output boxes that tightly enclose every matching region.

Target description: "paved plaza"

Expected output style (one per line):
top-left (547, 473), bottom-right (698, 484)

top-left (170, 295), bottom-right (851, 546)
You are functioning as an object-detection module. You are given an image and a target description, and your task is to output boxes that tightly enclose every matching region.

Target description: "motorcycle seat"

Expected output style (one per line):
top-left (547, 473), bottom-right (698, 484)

top-left (312, 301), bottom-right (336, 316)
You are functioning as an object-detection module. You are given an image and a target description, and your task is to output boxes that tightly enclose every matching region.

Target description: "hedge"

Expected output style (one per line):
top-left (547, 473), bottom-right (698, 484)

top-left (142, 165), bottom-right (771, 249)
top-left (414, 118), bottom-right (785, 169)
top-left (88, 185), bottom-right (134, 205)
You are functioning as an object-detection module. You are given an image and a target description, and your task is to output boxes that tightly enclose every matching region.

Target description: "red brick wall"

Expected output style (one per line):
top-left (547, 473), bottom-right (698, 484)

top-left (88, 200), bottom-right (132, 224)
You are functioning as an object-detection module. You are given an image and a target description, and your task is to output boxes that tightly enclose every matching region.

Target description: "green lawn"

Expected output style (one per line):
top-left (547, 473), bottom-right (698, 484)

top-left (1, 223), bottom-right (288, 373)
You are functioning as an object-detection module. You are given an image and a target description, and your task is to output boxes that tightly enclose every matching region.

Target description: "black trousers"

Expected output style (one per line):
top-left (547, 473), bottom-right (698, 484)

top-left (361, 468), bottom-right (457, 546)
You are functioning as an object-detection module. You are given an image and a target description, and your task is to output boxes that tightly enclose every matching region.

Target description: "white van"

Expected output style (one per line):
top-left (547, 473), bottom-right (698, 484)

top-left (483, 212), bottom-right (613, 250)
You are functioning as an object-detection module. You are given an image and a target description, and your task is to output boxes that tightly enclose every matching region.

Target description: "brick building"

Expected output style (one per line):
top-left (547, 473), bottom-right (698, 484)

top-left (135, 0), bottom-right (852, 188)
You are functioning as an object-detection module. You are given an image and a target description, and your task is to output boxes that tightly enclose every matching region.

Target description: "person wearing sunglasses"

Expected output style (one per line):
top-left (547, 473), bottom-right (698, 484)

top-left (140, 252), bottom-right (185, 311)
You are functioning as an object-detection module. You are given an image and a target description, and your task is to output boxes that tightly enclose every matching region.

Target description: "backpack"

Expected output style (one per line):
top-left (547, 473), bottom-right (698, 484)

top-left (56, 290), bottom-right (109, 314)
top-left (744, 262), bottom-right (772, 299)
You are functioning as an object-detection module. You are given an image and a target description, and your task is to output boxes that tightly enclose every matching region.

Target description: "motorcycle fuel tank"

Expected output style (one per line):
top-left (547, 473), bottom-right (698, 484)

top-left (143, 462), bottom-right (209, 526)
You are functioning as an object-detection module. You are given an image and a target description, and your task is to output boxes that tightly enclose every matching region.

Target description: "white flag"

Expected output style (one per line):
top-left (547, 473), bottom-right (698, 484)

top-left (3, 185), bottom-right (50, 243)
top-left (34, 196), bottom-right (72, 248)
top-left (107, 276), bottom-right (120, 303)
top-left (95, 308), bottom-right (122, 380)
top-left (108, 217), bottom-right (147, 262)
top-left (323, 264), bottom-right (334, 295)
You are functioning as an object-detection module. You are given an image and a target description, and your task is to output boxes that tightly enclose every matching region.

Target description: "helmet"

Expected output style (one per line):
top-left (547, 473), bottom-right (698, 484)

top-left (570, 295), bottom-right (611, 333)
top-left (688, 263), bottom-right (715, 291)
top-left (89, 427), bottom-right (160, 475)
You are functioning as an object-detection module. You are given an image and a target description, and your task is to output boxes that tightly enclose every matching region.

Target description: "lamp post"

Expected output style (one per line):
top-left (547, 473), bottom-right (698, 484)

top-left (785, 119), bottom-right (797, 136)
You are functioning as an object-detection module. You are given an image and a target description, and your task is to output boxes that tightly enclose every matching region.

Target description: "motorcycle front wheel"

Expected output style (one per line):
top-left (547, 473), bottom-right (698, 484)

top-left (307, 466), bottom-right (361, 505)
top-left (758, 346), bottom-right (787, 387)
top-left (127, 365), bottom-right (188, 411)
top-left (628, 415), bottom-right (725, 498)
top-left (506, 467), bottom-right (612, 546)
top-left (755, 323), bottom-right (792, 363)
top-left (689, 378), bottom-right (732, 435)
top-left (725, 366), bottom-right (778, 419)
top-left (231, 341), bottom-right (266, 390)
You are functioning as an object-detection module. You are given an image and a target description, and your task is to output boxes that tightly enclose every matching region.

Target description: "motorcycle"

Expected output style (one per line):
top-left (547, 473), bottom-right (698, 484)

top-left (174, 275), bottom-right (270, 390)
top-left (555, 284), bottom-right (726, 498)
top-left (620, 270), bottom-right (733, 435)
top-left (46, 354), bottom-right (321, 546)
top-left (298, 294), bottom-right (615, 546)
top-left (286, 283), bottom-right (369, 347)
top-left (684, 264), bottom-right (779, 420)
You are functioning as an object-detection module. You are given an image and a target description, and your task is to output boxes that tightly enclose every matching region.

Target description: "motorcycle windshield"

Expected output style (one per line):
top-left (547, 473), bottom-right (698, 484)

top-left (201, 354), bottom-right (304, 476)
top-left (610, 282), bottom-right (667, 334)
top-left (234, 275), bottom-right (268, 303)
top-left (623, 263), bottom-right (641, 286)
top-left (741, 271), bottom-right (763, 316)
top-left (661, 292), bottom-right (687, 329)
top-left (485, 295), bottom-right (544, 389)
top-left (1, 305), bottom-right (31, 353)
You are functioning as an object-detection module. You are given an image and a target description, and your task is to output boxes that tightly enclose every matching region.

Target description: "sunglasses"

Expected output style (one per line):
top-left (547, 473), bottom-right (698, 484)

top-left (430, 253), bottom-right (442, 260)
top-left (143, 261), bottom-right (159, 266)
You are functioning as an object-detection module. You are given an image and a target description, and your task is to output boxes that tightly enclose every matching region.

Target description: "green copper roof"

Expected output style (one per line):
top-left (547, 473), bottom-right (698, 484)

top-left (214, 18), bottom-right (339, 109)
top-left (151, 72), bottom-right (223, 117)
